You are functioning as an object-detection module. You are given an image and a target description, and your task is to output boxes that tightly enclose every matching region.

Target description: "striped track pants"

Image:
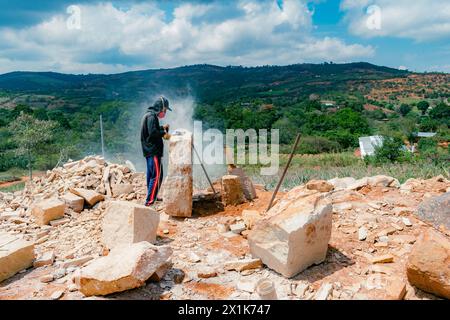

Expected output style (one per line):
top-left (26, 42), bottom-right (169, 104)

top-left (145, 155), bottom-right (163, 206)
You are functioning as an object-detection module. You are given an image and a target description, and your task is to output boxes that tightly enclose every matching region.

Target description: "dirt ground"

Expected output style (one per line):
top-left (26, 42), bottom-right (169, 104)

top-left (1, 178), bottom-right (447, 300)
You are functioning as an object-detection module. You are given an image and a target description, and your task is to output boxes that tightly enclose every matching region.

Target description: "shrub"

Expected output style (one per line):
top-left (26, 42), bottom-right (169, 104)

top-left (373, 136), bottom-right (405, 163)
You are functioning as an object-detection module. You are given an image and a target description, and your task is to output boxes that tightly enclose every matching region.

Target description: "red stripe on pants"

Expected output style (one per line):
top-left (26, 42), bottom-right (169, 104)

top-left (149, 156), bottom-right (160, 203)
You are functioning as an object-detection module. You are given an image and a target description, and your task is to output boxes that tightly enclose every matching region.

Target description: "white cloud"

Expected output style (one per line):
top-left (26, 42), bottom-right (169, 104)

top-left (341, 0), bottom-right (450, 41)
top-left (0, 1), bottom-right (375, 73)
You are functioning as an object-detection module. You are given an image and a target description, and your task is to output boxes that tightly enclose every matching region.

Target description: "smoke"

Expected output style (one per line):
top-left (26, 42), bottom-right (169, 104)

top-left (124, 93), bottom-right (226, 189)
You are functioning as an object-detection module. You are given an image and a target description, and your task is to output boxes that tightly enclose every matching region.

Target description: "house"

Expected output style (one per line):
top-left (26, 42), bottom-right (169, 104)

top-left (358, 135), bottom-right (384, 158)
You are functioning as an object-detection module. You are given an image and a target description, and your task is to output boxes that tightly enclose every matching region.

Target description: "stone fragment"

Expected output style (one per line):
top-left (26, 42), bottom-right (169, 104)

top-left (102, 201), bottom-right (160, 250)
top-left (358, 227), bottom-right (368, 241)
top-left (228, 166), bottom-right (257, 200)
top-left (0, 232), bottom-right (35, 282)
top-left (111, 183), bottom-right (134, 197)
top-left (306, 180), bottom-right (334, 193)
top-left (40, 274), bottom-right (54, 283)
top-left (385, 278), bottom-right (406, 300)
top-left (230, 222), bottom-right (246, 234)
top-left (50, 290), bottom-right (64, 300)
top-left (221, 175), bottom-right (245, 206)
top-left (197, 268), bottom-right (217, 278)
top-left (417, 192), bottom-right (450, 229)
top-left (50, 218), bottom-right (70, 227)
top-left (61, 256), bottom-right (94, 269)
top-left (248, 192), bottom-right (332, 278)
top-left (224, 259), bottom-right (262, 272)
top-left (34, 251), bottom-right (55, 268)
top-left (406, 229), bottom-right (450, 299)
top-left (242, 210), bottom-right (261, 230)
top-left (402, 217), bottom-right (413, 227)
top-left (76, 242), bottom-right (172, 296)
top-left (149, 262), bottom-right (172, 282)
top-left (370, 254), bottom-right (394, 264)
top-left (69, 188), bottom-right (104, 206)
top-left (31, 198), bottom-right (65, 226)
top-left (315, 283), bottom-right (333, 300)
top-left (62, 193), bottom-right (84, 213)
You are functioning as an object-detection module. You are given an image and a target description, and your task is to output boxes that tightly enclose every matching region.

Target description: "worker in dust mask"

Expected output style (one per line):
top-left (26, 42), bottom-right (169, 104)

top-left (140, 96), bottom-right (172, 206)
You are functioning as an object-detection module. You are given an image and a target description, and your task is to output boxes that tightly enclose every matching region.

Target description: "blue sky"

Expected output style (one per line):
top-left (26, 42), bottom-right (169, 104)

top-left (0, 0), bottom-right (449, 74)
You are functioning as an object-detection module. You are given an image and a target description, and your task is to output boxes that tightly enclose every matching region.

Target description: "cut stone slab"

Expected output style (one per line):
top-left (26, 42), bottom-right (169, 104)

top-left (34, 251), bottom-right (55, 268)
top-left (76, 242), bottom-right (172, 296)
top-left (62, 193), bottom-right (84, 213)
top-left (248, 191), bottom-right (332, 278)
top-left (222, 175), bottom-right (245, 206)
top-left (111, 183), bottom-right (134, 197)
top-left (224, 258), bottom-right (262, 272)
top-left (417, 192), bottom-right (450, 229)
top-left (162, 129), bottom-right (193, 217)
top-left (102, 201), bottom-right (160, 250)
top-left (406, 229), bottom-right (450, 299)
top-left (306, 180), bottom-right (334, 193)
top-left (31, 198), bottom-right (66, 226)
top-left (0, 232), bottom-right (35, 282)
top-left (69, 188), bottom-right (104, 206)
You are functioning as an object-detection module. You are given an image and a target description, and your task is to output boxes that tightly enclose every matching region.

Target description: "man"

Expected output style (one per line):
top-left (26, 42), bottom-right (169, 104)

top-left (140, 96), bottom-right (172, 206)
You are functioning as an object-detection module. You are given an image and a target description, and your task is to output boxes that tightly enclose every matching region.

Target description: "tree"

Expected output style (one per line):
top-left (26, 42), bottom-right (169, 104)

top-left (8, 112), bottom-right (58, 181)
top-left (374, 136), bottom-right (404, 163)
top-left (429, 103), bottom-right (450, 127)
top-left (399, 104), bottom-right (412, 116)
top-left (417, 100), bottom-right (430, 115)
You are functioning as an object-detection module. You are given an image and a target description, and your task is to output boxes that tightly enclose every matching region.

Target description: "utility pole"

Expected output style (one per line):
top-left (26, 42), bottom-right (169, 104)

top-left (100, 114), bottom-right (105, 159)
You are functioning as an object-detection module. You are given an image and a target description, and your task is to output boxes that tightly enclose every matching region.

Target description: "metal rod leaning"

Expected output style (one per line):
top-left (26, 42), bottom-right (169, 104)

top-left (266, 133), bottom-right (301, 212)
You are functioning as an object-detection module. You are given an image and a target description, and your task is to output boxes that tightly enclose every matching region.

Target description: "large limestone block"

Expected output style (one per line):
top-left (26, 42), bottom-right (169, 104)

top-left (102, 201), bottom-right (160, 249)
top-left (76, 242), bottom-right (172, 296)
top-left (163, 176), bottom-right (193, 217)
top-left (0, 232), bottom-right (35, 282)
top-left (62, 193), bottom-right (84, 213)
top-left (167, 129), bottom-right (193, 175)
top-left (248, 191), bottom-right (332, 278)
top-left (162, 129), bottom-right (193, 217)
top-left (111, 183), bottom-right (134, 197)
top-left (406, 229), bottom-right (450, 299)
top-left (222, 175), bottom-right (245, 206)
top-left (70, 188), bottom-right (104, 206)
top-left (31, 198), bottom-right (66, 225)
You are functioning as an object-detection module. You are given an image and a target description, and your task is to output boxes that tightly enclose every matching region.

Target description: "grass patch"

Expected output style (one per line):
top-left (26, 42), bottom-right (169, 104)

top-left (0, 181), bottom-right (25, 193)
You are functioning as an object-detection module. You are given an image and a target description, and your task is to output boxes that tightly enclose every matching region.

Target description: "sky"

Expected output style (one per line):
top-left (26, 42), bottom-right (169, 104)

top-left (0, 0), bottom-right (449, 74)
